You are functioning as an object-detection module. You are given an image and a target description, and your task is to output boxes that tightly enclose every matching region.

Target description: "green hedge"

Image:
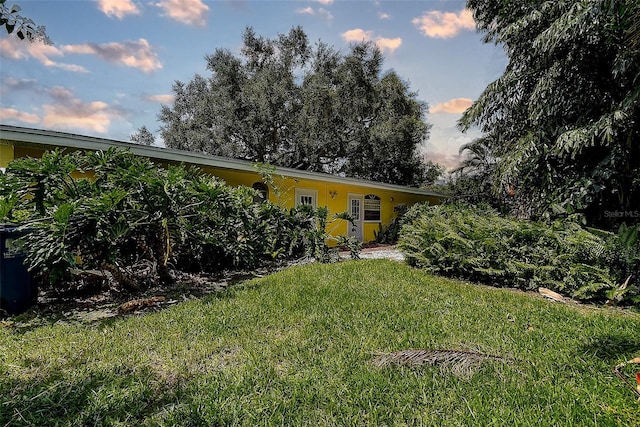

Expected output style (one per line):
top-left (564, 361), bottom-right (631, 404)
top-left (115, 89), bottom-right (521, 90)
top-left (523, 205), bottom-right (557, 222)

top-left (0, 148), bottom-right (351, 291)
top-left (399, 203), bottom-right (639, 303)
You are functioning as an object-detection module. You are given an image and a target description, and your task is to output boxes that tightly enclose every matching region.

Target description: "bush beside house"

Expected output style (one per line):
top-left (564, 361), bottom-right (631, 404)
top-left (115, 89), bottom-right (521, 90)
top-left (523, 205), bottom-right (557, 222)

top-left (399, 203), bottom-right (640, 304)
top-left (0, 148), bottom-right (354, 293)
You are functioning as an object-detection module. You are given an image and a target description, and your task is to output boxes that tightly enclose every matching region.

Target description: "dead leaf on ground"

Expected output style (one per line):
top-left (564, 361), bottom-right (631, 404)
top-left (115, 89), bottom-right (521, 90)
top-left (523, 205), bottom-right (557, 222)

top-left (538, 287), bottom-right (565, 303)
top-left (117, 296), bottom-right (166, 314)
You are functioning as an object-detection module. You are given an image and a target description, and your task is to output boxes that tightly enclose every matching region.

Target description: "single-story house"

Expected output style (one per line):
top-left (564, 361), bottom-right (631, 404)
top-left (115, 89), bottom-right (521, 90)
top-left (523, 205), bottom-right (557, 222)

top-left (0, 125), bottom-right (443, 243)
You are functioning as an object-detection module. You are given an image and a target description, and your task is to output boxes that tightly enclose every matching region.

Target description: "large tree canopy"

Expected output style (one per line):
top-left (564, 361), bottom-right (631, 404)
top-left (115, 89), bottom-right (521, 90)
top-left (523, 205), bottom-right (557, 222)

top-left (459, 0), bottom-right (640, 228)
top-left (158, 26), bottom-right (432, 186)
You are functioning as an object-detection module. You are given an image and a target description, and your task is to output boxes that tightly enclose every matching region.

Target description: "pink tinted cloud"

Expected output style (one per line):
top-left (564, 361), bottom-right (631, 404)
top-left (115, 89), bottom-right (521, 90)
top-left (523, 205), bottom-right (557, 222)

top-left (430, 98), bottom-right (473, 114)
top-left (423, 151), bottom-right (461, 170)
top-left (62, 39), bottom-right (162, 73)
top-left (0, 108), bottom-right (40, 124)
top-left (42, 86), bottom-right (125, 133)
top-left (97, 0), bottom-right (141, 19)
top-left (155, 0), bottom-right (209, 27)
top-left (375, 37), bottom-right (402, 53)
top-left (412, 9), bottom-right (475, 39)
top-left (341, 29), bottom-right (402, 53)
top-left (144, 94), bottom-right (175, 104)
top-left (342, 28), bottom-right (373, 43)
top-left (0, 37), bottom-right (88, 72)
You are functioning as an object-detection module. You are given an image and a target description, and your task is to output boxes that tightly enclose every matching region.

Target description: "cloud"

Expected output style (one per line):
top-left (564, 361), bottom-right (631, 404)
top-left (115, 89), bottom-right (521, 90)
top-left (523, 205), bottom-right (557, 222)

top-left (42, 86), bottom-right (126, 133)
top-left (0, 37), bottom-right (88, 72)
top-left (155, 0), bottom-right (208, 27)
top-left (97, 0), bottom-right (141, 19)
top-left (0, 108), bottom-right (40, 124)
top-left (341, 28), bottom-right (372, 43)
top-left (412, 9), bottom-right (475, 39)
top-left (62, 39), bottom-right (162, 73)
top-left (378, 12), bottom-right (391, 20)
top-left (422, 114), bottom-right (483, 170)
top-left (0, 36), bottom-right (160, 73)
top-left (0, 38), bottom-right (26, 60)
top-left (297, 6), bottom-right (314, 15)
top-left (143, 93), bottom-right (175, 104)
top-left (0, 84), bottom-right (127, 133)
top-left (430, 98), bottom-right (473, 114)
top-left (422, 150), bottom-right (462, 170)
top-left (315, 0), bottom-right (334, 4)
top-left (295, 6), bottom-right (333, 22)
top-left (341, 28), bottom-right (402, 53)
top-left (1, 77), bottom-right (39, 94)
top-left (375, 37), bottom-right (402, 53)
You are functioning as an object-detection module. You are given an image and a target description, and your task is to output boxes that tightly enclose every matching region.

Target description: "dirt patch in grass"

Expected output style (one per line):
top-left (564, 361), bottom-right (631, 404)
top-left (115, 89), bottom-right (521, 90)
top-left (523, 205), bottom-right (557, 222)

top-left (3, 265), bottom-right (292, 328)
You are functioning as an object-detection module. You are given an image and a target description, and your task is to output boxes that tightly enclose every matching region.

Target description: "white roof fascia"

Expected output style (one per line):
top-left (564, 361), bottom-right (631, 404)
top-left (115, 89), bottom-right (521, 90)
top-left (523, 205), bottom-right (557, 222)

top-left (0, 125), bottom-right (443, 197)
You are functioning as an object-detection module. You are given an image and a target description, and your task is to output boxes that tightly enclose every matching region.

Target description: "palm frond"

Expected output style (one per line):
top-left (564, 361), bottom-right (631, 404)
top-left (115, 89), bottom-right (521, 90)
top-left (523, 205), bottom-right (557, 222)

top-left (371, 349), bottom-right (509, 378)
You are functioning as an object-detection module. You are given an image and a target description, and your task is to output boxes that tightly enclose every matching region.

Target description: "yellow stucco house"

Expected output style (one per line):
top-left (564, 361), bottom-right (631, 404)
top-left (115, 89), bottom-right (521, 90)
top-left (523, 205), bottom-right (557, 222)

top-left (0, 125), bottom-right (443, 243)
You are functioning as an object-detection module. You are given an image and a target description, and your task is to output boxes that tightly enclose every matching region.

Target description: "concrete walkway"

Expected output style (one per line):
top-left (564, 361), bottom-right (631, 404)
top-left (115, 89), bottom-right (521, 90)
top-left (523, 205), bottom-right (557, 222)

top-left (341, 244), bottom-right (405, 261)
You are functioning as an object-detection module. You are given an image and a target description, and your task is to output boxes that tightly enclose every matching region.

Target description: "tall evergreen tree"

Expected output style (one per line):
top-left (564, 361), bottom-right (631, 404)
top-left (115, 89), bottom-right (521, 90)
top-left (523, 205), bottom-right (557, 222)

top-left (459, 0), bottom-right (640, 227)
top-left (129, 125), bottom-right (155, 146)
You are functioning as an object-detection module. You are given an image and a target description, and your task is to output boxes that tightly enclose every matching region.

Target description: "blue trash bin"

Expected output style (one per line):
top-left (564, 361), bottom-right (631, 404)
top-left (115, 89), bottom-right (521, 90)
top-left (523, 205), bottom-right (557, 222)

top-left (0, 224), bottom-right (37, 315)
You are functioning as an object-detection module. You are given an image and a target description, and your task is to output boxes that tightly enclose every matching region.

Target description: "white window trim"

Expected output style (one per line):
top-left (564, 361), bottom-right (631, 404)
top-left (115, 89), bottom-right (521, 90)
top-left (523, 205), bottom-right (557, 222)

top-left (294, 188), bottom-right (318, 207)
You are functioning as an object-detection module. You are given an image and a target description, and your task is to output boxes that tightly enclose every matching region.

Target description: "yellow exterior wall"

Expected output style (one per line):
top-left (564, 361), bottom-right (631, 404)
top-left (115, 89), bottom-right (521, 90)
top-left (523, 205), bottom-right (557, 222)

top-left (200, 167), bottom-right (422, 242)
top-left (14, 145), bottom-right (45, 160)
top-left (2, 139), bottom-right (438, 243)
top-left (0, 142), bottom-right (14, 168)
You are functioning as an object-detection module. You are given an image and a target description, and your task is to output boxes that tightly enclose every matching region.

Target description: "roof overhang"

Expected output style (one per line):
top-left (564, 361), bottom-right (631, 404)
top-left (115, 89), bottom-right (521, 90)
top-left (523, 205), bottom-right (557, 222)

top-left (0, 125), bottom-right (444, 197)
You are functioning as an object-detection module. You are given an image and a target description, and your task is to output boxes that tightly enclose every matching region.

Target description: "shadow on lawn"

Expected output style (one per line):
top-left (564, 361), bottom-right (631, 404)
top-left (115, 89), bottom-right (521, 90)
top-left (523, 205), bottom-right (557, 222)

top-left (1, 268), bottom-right (268, 335)
top-left (0, 363), bottom-right (190, 426)
top-left (578, 333), bottom-right (640, 363)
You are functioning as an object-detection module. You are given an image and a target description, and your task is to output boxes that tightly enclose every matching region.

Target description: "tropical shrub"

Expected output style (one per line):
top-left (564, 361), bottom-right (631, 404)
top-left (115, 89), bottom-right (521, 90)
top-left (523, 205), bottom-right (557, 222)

top-left (0, 148), bottom-right (349, 292)
top-left (281, 205), bottom-right (361, 263)
top-left (375, 204), bottom-right (408, 244)
top-left (399, 203), bottom-right (639, 304)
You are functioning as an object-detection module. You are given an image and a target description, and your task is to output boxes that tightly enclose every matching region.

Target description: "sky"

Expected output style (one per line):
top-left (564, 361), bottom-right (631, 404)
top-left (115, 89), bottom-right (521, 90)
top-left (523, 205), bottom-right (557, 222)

top-left (0, 0), bottom-right (507, 169)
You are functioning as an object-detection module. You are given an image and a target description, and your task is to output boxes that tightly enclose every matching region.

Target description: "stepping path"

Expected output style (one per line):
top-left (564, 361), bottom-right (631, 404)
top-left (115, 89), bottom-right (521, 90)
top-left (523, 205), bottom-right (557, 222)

top-left (341, 245), bottom-right (405, 261)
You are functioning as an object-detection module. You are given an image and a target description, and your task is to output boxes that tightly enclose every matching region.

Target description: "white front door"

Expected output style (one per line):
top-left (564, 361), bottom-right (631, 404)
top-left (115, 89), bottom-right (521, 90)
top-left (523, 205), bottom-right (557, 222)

top-left (347, 194), bottom-right (364, 242)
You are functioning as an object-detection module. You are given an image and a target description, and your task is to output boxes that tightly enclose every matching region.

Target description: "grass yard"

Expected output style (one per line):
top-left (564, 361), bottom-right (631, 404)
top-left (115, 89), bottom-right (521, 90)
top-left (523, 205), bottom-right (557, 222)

top-left (1, 259), bottom-right (640, 426)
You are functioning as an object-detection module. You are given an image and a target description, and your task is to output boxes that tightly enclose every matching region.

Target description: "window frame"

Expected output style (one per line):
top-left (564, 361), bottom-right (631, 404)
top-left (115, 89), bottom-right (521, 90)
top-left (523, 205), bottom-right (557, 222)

top-left (252, 182), bottom-right (269, 202)
top-left (294, 188), bottom-right (318, 207)
top-left (363, 194), bottom-right (381, 222)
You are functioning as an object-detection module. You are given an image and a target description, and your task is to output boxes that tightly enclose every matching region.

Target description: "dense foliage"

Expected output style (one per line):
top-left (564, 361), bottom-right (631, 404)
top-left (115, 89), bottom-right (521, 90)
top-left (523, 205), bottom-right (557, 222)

top-left (399, 203), bottom-right (640, 304)
top-left (0, 149), bottom-right (356, 292)
top-left (459, 0), bottom-right (640, 228)
top-left (129, 125), bottom-right (155, 146)
top-left (374, 204), bottom-right (408, 244)
top-left (157, 26), bottom-right (434, 187)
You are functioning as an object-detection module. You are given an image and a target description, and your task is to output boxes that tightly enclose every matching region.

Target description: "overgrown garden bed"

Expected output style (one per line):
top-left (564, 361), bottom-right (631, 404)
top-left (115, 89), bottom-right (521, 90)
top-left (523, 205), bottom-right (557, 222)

top-left (399, 203), bottom-right (640, 305)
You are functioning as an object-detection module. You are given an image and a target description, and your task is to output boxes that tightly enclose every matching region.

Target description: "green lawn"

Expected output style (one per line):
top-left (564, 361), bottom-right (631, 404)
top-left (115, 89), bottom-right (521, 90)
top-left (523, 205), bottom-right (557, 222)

top-left (1, 260), bottom-right (639, 426)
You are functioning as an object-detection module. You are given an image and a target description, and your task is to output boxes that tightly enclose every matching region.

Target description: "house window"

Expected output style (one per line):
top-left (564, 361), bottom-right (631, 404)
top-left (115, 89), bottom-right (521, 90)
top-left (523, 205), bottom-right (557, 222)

top-left (252, 182), bottom-right (268, 202)
top-left (294, 188), bottom-right (317, 207)
top-left (364, 194), bottom-right (381, 221)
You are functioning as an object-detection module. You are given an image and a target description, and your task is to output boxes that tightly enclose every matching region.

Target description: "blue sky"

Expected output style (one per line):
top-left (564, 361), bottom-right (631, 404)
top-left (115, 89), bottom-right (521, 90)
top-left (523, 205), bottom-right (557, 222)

top-left (0, 0), bottom-right (506, 168)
